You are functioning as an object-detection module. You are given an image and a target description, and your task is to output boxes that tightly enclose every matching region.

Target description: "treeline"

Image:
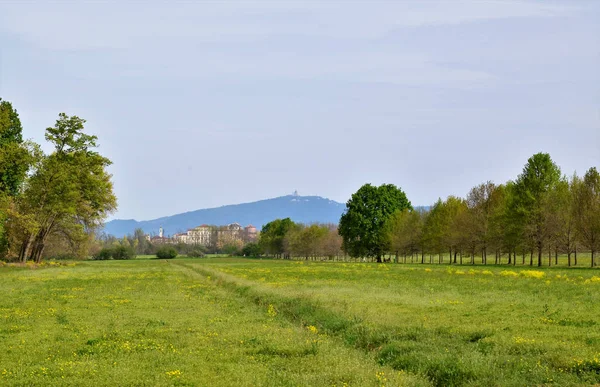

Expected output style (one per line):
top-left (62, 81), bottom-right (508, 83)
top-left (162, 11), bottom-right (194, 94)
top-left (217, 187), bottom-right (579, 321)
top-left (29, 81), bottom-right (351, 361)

top-left (0, 98), bottom-right (116, 262)
top-left (257, 219), bottom-right (343, 259)
top-left (95, 228), bottom-right (254, 258)
top-left (261, 153), bottom-right (599, 267)
top-left (386, 153), bottom-right (599, 267)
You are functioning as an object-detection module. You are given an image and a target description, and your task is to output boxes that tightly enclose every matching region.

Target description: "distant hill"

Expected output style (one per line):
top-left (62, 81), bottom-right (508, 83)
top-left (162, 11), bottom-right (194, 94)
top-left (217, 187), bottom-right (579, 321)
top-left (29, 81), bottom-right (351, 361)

top-left (102, 195), bottom-right (347, 238)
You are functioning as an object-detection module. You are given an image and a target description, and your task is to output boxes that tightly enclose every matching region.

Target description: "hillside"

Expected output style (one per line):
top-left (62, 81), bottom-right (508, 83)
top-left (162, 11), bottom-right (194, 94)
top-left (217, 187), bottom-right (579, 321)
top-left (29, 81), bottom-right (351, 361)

top-left (103, 195), bottom-right (347, 237)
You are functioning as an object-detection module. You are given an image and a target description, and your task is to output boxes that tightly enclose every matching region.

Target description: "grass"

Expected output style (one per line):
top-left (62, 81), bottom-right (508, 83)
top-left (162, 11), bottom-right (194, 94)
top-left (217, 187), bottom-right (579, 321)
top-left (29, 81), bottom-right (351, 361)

top-left (0, 259), bottom-right (422, 386)
top-left (1, 258), bottom-right (599, 386)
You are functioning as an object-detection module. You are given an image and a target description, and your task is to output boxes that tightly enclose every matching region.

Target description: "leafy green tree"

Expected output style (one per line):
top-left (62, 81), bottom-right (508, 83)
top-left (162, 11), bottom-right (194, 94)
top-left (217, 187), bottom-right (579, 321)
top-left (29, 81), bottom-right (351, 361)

top-left (13, 114), bottom-right (117, 262)
top-left (512, 153), bottom-right (562, 266)
top-left (0, 98), bottom-right (32, 256)
top-left (339, 183), bottom-right (411, 262)
top-left (0, 98), bottom-right (28, 197)
top-left (465, 182), bottom-right (507, 264)
top-left (547, 177), bottom-right (577, 265)
top-left (258, 218), bottom-right (297, 258)
top-left (573, 167), bottom-right (600, 267)
top-left (444, 196), bottom-right (468, 264)
top-left (241, 242), bottom-right (261, 257)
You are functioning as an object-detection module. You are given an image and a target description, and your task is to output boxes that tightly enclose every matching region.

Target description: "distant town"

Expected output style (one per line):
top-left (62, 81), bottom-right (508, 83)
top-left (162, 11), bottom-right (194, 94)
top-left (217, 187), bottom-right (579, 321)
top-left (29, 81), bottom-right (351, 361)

top-left (148, 223), bottom-right (258, 247)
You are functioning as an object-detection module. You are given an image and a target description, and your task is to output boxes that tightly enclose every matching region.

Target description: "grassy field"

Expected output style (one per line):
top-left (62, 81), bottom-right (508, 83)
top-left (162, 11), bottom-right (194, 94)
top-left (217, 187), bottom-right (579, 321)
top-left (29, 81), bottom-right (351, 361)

top-left (1, 258), bottom-right (599, 386)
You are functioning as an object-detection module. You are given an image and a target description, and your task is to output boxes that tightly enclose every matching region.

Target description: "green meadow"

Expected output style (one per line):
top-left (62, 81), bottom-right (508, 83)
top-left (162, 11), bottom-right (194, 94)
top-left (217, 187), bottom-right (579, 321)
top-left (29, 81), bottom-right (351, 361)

top-left (1, 258), bottom-right (599, 386)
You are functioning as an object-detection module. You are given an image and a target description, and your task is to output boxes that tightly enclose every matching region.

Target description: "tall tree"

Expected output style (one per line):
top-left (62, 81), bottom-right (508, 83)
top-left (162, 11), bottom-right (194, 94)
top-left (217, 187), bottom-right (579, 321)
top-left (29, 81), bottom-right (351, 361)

top-left (0, 98), bottom-right (32, 255)
top-left (258, 218), bottom-right (296, 258)
top-left (386, 208), bottom-right (424, 263)
top-left (0, 98), bottom-right (28, 197)
top-left (13, 114), bottom-right (117, 262)
top-left (512, 153), bottom-right (562, 266)
top-left (573, 167), bottom-right (600, 267)
top-left (339, 183), bottom-right (411, 262)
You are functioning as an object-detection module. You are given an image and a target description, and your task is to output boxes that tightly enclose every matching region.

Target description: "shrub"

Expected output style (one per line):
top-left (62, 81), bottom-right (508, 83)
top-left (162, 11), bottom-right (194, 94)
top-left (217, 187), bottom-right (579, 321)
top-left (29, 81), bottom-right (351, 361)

top-left (156, 246), bottom-right (178, 259)
top-left (187, 249), bottom-right (205, 258)
top-left (112, 246), bottom-right (135, 260)
top-left (93, 248), bottom-right (113, 260)
top-left (241, 242), bottom-right (262, 257)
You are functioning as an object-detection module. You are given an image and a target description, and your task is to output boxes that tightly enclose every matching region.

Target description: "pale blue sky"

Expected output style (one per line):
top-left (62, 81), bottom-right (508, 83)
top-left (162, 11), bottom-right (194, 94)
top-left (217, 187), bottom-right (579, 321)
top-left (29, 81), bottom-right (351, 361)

top-left (1, 1), bottom-right (598, 220)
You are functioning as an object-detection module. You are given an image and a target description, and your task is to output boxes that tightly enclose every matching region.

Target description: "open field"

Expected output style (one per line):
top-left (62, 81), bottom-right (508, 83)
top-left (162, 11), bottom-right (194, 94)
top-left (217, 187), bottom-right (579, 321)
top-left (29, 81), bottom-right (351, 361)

top-left (1, 258), bottom-right (599, 386)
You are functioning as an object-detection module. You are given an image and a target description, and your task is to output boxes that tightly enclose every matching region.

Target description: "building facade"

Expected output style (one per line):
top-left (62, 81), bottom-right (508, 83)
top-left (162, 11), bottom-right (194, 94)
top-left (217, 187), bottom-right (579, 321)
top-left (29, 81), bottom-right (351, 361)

top-left (171, 223), bottom-right (257, 246)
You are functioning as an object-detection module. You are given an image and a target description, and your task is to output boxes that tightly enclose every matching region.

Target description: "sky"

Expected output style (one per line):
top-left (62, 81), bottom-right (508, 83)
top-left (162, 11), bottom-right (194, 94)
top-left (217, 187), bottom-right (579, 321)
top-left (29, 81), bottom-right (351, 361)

top-left (0, 0), bottom-right (598, 221)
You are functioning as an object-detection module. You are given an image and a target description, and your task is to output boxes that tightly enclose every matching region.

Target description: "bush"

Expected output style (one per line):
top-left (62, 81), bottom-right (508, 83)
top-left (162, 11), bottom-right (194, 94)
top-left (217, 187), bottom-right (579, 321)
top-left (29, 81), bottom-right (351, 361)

top-left (242, 242), bottom-right (262, 257)
top-left (93, 248), bottom-right (113, 260)
top-left (156, 246), bottom-right (178, 259)
top-left (187, 249), bottom-right (205, 258)
top-left (113, 246), bottom-right (136, 260)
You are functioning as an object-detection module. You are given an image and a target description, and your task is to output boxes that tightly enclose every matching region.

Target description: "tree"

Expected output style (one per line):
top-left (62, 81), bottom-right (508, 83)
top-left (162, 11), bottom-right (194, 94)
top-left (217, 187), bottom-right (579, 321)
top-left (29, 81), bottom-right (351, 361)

top-left (0, 98), bottom-right (28, 197)
top-left (573, 167), bottom-right (600, 267)
top-left (321, 226), bottom-right (343, 260)
top-left (385, 209), bottom-right (424, 263)
top-left (339, 183), bottom-right (411, 262)
top-left (550, 177), bottom-right (577, 266)
top-left (241, 242), bottom-right (261, 257)
top-left (0, 98), bottom-right (32, 255)
top-left (13, 114), bottom-right (117, 262)
top-left (286, 224), bottom-right (328, 260)
top-left (258, 218), bottom-right (297, 258)
top-left (512, 153), bottom-right (562, 266)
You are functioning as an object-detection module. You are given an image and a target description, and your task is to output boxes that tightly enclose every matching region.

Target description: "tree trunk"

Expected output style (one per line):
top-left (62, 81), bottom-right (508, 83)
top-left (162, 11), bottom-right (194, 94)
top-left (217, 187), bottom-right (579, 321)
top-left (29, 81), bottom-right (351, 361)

top-left (453, 250), bottom-right (457, 264)
top-left (537, 241), bottom-right (543, 267)
top-left (555, 249), bottom-right (558, 265)
top-left (568, 251), bottom-right (571, 267)
top-left (530, 250), bottom-right (533, 266)
top-left (376, 255), bottom-right (382, 263)
top-left (19, 234), bottom-right (34, 263)
top-left (574, 244), bottom-right (577, 266)
top-left (591, 250), bottom-right (595, 268)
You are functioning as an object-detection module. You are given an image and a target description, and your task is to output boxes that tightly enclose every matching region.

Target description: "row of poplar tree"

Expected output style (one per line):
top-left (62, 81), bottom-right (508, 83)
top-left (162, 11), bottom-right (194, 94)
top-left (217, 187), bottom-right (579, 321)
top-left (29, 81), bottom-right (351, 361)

top-left (0, 98), bottom-right (116, 262)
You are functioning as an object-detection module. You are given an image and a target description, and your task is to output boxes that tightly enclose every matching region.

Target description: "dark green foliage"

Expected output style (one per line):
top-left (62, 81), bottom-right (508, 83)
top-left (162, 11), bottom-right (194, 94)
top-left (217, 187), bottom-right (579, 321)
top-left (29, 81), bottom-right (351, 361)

top-left (241, 242), bottom-right (261, 257)
top-left (0, 98), bottom-right (29, 253)
top-left (156, 246), bottom-right (178, 259)
top-left (512, 153), bottom-right (562, 266)
top-left (92, 246), bottom-right (135, 260)
top-left (259, 218), bottom-right (297, 257)
top-left (112, 246), bottom-right (135, 260)
top-left (0, 98), bottom-right (27, 196)
top-left (93, 248), bottom-right (114, 260)
top-left (339, 184), bottom-right (412, 261)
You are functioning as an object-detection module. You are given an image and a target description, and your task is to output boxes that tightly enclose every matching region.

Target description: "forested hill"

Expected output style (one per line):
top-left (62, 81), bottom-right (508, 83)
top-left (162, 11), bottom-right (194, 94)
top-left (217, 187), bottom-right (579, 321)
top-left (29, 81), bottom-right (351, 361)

top-left (103, 195), bottom-right (347, 237)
